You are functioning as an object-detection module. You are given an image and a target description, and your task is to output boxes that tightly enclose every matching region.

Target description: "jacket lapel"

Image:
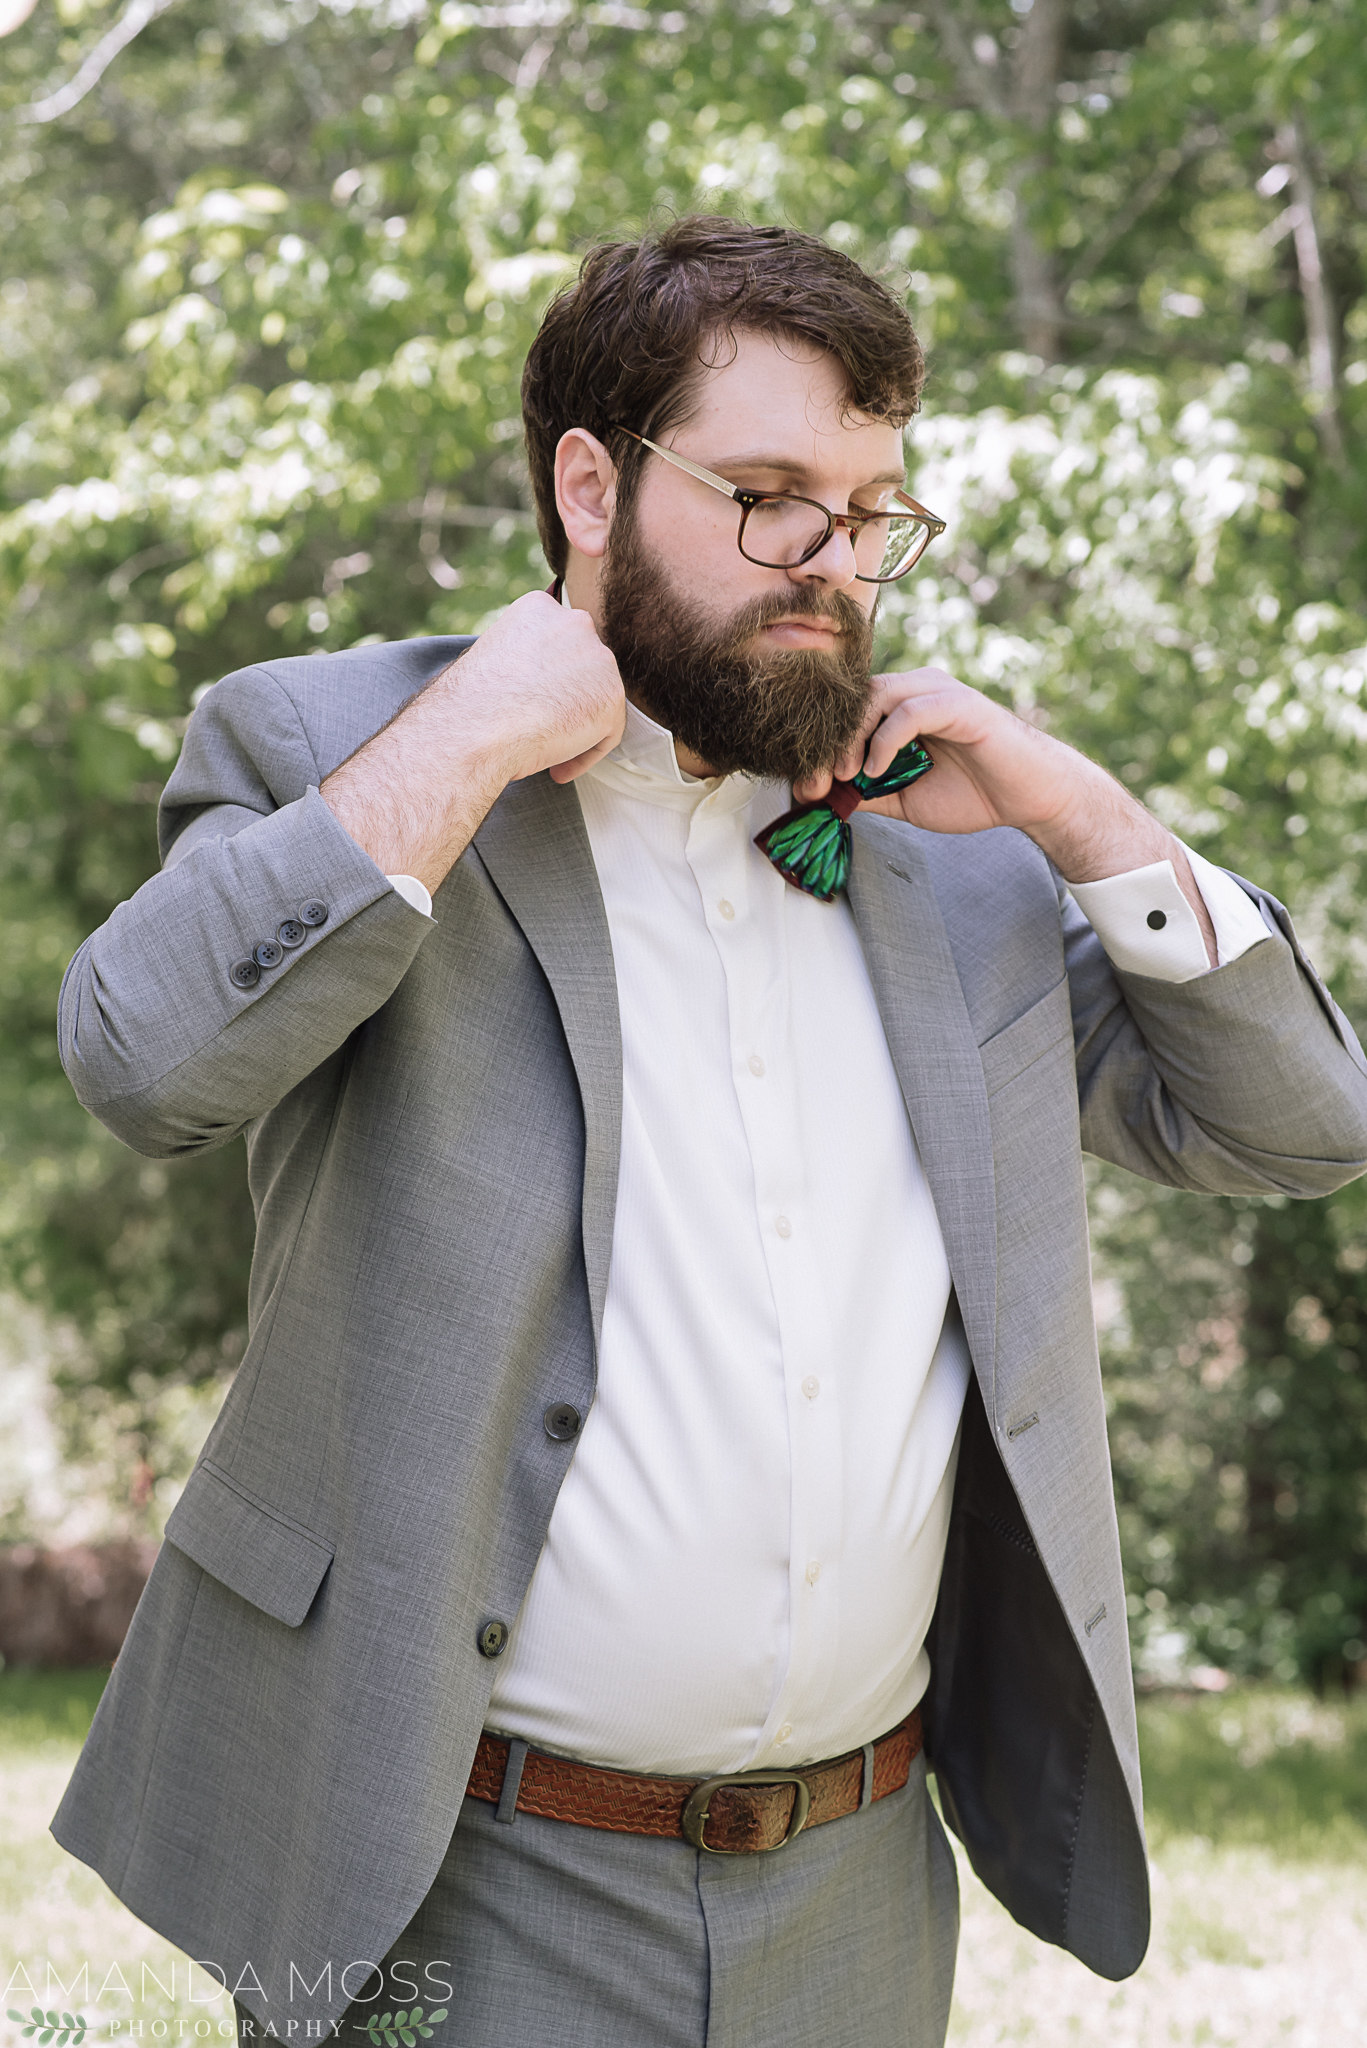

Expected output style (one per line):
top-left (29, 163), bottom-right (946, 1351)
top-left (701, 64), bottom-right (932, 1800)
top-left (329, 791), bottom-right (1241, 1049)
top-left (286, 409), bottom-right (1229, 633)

top-left (847, 816), bottom-right (999, 1408)
top-left (473, 773), bottom-right (623, 1360)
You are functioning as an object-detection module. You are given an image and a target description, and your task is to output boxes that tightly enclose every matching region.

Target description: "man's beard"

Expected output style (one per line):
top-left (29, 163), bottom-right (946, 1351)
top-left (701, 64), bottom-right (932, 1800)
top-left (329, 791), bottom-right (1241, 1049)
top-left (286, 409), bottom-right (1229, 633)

top-left (598, 522), bottom-right (876, 784)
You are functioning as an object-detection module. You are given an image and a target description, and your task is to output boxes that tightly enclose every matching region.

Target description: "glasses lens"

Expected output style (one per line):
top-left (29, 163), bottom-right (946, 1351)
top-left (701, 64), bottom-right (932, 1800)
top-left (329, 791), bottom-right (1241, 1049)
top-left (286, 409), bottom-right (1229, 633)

top-left (739, 497), bottom-right (835, 568)
top-left (867, 516), bottom-right (929, 582)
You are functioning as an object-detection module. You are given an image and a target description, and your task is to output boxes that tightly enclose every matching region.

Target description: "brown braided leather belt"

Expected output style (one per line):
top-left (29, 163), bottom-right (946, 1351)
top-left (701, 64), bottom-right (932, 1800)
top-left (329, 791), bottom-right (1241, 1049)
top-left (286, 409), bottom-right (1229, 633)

top-left (466, 1709), bottom-right (921, 1855)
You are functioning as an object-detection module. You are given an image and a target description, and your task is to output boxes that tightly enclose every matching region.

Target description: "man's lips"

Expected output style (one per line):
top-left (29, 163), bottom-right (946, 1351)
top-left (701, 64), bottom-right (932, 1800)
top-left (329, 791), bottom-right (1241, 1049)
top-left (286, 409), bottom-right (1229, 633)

top-left (760, 617), bottom-right (842, 647)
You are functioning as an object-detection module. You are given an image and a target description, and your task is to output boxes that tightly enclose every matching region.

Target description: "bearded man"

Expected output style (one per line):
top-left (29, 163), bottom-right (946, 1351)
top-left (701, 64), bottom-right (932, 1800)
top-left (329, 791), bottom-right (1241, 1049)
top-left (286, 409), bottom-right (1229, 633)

top-left (53, 219), bottom-right (1367, 2048)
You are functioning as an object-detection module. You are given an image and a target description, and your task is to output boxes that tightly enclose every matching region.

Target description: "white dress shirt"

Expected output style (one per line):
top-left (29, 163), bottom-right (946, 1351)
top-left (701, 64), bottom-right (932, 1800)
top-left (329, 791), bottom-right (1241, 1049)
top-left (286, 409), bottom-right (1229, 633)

top-left (391, 702), bottom-right (1268, 1777)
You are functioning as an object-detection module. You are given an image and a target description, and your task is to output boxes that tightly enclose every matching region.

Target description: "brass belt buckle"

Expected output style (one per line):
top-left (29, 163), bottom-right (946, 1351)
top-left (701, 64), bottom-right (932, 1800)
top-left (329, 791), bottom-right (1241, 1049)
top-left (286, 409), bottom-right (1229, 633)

top-left (680, 1768), bottom-right (812, 1854)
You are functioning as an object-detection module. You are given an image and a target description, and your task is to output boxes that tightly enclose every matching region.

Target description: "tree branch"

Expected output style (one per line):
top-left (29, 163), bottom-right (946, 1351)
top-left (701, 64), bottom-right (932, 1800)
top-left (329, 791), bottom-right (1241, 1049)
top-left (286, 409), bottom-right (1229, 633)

top-left (1281, 120), bottom-right (1346, 472)
top-left (19, 0), bottom-right (181, 124)
top-left (1065, 127), bottom-right (1221, 292)
top-left (922, 0), bottom-right (1008, 120)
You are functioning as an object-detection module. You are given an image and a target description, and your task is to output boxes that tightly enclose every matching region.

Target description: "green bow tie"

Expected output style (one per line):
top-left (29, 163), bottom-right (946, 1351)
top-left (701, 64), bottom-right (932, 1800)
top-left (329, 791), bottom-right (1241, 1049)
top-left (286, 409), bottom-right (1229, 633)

top-left (754, 738), bottom-right (934, 901)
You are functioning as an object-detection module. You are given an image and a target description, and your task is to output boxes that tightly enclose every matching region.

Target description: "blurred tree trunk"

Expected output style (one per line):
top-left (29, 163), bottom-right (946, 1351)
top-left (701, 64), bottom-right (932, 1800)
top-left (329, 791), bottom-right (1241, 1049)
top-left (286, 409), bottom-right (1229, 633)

top-left (1006, 0), bottom-right (1067, 361)
top-left (1281, 119), bottom-right (1347, 471)
top-left (927, 0), bottom-right (1067, 359)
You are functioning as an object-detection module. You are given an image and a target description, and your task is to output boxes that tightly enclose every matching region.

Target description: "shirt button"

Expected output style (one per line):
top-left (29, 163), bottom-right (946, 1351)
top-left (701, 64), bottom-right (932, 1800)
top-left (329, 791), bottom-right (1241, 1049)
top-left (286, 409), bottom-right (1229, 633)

top-left (1147, 909), bottom-right (1167, 930)
top-left (776, 1723), bottom-right (793, 1745)
top-left (801, 1375), bottom-right (820, 1401)
top-left (718, 899), bottom-right (735, 920)
top-left (806, 1561), bottom-right (821, 1586)
top-left (747, 1054), bottom-right (765, 1077)
top-left (477, 1619), bottom-right (510, 1659)
top-left (774, 1216), bottom-right (792, 1239)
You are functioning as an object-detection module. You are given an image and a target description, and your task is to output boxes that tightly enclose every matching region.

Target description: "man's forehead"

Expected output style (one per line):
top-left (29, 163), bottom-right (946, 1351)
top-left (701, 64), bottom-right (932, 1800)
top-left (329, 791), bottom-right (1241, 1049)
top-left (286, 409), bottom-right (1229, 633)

top-left (684, 329), bottom-right (905, 467)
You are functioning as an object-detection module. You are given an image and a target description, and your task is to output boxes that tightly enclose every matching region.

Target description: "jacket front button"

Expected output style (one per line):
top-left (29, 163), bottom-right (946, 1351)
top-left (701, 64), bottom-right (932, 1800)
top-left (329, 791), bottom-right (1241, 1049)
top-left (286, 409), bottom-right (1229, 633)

top-left (299, 900), bottom-right (329, 927)
top-left (477, 1619), bottom-right (510, 1659)
top-left (543, 1403), bottom-right (582, 1441)
top-left (277, 918), bottom-right (307, 949)
top-left (229, 959), bottom-right (261, 989)
top-left (253, 938), bottom-right (285, 969)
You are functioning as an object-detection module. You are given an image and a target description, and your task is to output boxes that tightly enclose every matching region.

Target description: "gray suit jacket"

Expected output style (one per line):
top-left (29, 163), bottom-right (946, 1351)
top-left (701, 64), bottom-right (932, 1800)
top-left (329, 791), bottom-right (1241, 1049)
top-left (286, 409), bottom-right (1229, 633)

top-left (51, 637), bottom-right (1367, 2027)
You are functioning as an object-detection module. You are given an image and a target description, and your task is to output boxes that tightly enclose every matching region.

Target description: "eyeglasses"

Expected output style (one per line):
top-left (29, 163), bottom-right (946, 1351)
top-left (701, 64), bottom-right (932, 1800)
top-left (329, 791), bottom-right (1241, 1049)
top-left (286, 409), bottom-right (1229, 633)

top-left (611, 425), bottom-right (946, 583)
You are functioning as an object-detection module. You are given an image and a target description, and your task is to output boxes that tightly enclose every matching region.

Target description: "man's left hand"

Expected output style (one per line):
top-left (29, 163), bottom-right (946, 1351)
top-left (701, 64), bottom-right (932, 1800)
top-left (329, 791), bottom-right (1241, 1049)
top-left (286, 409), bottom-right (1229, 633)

top-left (794, 667), bottom-right (1218, 965)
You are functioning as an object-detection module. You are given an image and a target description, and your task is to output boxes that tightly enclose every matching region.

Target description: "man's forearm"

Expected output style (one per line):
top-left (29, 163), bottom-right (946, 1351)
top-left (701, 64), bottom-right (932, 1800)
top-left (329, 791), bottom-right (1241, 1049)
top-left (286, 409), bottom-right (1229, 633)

top-left (321, 674), bottom-right (514, 897)
top-left (320, 591), bottom-right (628, 895)
top-left (1024, 757), bottom-right (1219, 969)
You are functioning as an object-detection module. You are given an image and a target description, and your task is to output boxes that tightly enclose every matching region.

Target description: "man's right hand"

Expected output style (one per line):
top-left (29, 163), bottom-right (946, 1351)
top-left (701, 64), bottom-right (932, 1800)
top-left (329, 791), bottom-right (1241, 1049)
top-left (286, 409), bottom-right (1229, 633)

top-left (321, 591), bottom-right (626, 896)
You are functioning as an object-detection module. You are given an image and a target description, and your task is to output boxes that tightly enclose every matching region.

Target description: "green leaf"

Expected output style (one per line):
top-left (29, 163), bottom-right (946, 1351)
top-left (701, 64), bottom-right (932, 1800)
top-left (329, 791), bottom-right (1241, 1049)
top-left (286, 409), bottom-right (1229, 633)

top-left (377, 2020), bottom-right (392, 2033)
top-left (39, 2029), bottom-right (55, 2042)
top-left (393, 2016), bottom-right (408, 2030)
top-left (408, 2010), bottom-right (422, 2024)
top-left (427, 2014), bottom-right (448, 2026)
top-left (62, 2016), bottom-right (75, 2030)
top-left (400, 2030), bottom-right (416, 2044)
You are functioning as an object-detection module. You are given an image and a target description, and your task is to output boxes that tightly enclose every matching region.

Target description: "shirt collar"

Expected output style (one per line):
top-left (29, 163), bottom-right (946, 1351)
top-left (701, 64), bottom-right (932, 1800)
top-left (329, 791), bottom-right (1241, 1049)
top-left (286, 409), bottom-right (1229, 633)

top-left (561, 583), bottom-right (758, 815)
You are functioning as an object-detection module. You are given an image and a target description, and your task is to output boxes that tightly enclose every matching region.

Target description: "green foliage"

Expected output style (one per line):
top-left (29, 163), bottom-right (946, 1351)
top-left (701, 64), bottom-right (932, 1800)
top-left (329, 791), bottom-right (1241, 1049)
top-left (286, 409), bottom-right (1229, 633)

top-left (1, 0), bottom-right (1365, 1657)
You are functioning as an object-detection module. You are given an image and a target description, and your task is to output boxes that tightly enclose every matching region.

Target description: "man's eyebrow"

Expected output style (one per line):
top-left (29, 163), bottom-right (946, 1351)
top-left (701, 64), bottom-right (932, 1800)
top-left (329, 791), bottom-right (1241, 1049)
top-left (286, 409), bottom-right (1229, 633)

top-left (711, 451), bottom-right (908, 490)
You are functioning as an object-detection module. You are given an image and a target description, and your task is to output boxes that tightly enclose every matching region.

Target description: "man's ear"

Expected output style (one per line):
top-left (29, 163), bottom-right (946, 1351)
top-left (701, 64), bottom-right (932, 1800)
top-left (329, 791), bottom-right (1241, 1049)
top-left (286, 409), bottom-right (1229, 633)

top-left (555, 430), bottom-right (617, 561)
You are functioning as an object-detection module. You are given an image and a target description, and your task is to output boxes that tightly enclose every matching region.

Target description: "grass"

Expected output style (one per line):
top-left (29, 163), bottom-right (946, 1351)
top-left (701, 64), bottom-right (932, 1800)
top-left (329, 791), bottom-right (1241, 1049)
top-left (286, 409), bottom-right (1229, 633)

top-left (1136, 1687), bottom-right (1367, 1858)
top-left (2, 1673), bottom-right (1366, 2046)
top-left (0, 1670), bottom-right (109, 1758)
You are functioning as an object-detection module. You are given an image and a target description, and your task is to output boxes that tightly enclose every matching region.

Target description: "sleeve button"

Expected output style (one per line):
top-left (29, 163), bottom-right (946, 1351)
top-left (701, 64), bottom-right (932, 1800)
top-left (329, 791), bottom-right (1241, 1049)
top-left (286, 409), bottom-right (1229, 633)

top-left (277, 919), bottom-right (307, 949)
top-left (229, 960), bottom-right (261, 989)
top-left (253, 939), bottom-right (285, 969)
top-left (477, 1619), bottom-right (510, 1659)
top-left (299, 900), bottom-right (329, 927)
top-left (543, 1403), bottom-right (582, 1442)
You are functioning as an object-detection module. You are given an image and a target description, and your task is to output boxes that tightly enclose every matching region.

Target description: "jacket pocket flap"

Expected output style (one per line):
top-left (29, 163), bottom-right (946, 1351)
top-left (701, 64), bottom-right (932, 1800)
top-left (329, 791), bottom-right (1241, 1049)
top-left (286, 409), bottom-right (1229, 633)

top-left (978, 977), bottom-right (1072, 1098)
top-left (164, 1460), bottom-right (334, 1627)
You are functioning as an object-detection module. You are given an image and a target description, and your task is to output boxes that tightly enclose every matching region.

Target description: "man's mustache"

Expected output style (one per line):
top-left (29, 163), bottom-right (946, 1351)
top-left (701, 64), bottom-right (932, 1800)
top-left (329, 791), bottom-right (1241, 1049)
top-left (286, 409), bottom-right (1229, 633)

top-left (724, 585), bottom-right (871, 642)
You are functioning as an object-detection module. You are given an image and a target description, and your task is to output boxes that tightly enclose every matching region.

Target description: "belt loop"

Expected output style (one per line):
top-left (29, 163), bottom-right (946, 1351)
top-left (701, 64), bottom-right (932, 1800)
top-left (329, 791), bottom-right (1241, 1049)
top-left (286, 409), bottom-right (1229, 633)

top-left (496, 1739), bottom-right (529, 1824)
top-left (860, 1741), bottom-right (876, 1810)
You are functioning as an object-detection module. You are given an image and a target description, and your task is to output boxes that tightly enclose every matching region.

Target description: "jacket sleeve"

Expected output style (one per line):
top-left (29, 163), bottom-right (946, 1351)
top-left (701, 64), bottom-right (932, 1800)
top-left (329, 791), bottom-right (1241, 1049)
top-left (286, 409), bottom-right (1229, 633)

top-left (1063, 867), bottom-right (1367, 1197)
top-left (58, 664), bottom-right (434, 1158)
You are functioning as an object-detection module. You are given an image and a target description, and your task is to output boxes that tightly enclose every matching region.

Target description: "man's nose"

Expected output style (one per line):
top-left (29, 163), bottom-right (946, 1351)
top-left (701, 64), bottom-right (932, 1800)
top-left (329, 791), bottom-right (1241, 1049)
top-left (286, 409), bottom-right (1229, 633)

top-left (785, 523), bottom-right (861, 589)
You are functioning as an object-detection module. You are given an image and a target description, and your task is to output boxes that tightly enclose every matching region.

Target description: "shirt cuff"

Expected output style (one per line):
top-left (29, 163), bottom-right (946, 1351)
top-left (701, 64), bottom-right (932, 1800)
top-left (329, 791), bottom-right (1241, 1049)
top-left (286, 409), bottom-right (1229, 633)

top-left (386, 873), bottom-right (434, 918)
top-left (1068, 844), bottom-right (1271, 983)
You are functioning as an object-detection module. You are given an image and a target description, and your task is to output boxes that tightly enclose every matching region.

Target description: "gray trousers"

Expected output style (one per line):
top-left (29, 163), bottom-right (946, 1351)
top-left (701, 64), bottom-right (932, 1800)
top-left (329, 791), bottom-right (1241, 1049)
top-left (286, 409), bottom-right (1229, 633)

top-left (239, 1755), bottom-right (958, 2048)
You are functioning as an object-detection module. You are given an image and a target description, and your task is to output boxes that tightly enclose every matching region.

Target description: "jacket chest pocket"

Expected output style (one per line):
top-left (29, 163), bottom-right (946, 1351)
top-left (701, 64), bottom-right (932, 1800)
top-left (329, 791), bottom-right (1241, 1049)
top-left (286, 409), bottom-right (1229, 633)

top-left (978, 977), bottom-right (1074, 1101)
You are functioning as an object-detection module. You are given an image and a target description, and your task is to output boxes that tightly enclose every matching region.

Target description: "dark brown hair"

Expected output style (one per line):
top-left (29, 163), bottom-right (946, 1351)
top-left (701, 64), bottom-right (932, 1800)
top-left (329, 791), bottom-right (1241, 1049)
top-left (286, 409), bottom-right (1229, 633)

top-left (520, 216), bottom-right (926, 576)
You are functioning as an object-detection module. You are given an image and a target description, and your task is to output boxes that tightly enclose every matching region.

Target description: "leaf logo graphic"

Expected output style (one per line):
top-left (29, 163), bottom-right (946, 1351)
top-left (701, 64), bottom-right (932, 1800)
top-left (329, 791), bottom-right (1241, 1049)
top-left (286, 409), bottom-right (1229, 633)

top-left (8, 2011), bottom-right (89, 2046)
top-left (354, 2009), bottom-right (448, 2047)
